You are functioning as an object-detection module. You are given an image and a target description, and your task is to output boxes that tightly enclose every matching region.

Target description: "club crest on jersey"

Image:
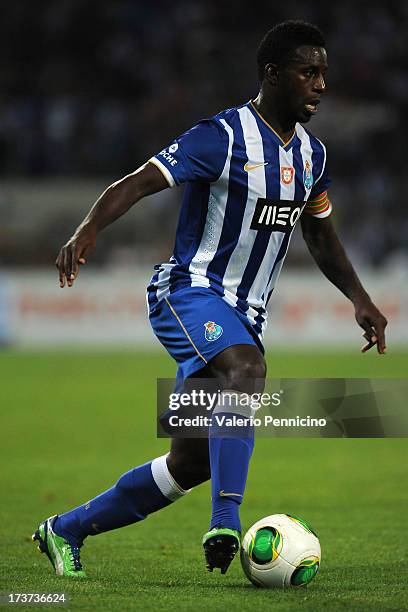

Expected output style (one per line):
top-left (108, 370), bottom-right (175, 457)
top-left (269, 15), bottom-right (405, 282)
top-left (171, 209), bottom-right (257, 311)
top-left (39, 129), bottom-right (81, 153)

top-left (281, 166), bottom-right (294, 185)
top-left (204, 321), bottom-right (223, 342)
top-left (303, 160), bottom-right (313, 190)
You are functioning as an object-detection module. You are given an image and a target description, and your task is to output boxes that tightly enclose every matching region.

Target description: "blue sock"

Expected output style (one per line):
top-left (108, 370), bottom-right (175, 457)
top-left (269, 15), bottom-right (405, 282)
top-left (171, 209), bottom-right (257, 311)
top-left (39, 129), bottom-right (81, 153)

top-left (53, 455), bottom-right (189, 544)
top-left (209, 393), bottom-right (254, 533)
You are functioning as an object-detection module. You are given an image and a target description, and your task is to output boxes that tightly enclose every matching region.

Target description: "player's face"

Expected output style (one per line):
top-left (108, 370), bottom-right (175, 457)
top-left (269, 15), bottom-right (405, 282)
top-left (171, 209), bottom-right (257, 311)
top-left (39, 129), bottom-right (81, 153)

top-left (279, 46), bottom-right (328, 123)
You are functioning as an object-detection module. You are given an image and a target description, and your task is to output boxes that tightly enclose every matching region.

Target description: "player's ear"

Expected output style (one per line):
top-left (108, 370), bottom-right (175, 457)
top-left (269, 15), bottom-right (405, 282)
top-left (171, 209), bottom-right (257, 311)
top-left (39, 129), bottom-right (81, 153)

top-left (264, 63), bottom-right (278, 86)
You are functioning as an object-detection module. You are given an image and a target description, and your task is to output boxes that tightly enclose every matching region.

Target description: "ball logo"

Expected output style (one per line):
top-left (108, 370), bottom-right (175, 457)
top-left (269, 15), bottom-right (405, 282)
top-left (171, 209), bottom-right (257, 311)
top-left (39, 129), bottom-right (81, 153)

top-left (250, 198), bottom-right (305, 233)
top-left (204, 321), bottom-right (223, 342)
top-left (303, 160), bottom-right (313, 190)
top-left (281, 166), bottom-right (294, 185)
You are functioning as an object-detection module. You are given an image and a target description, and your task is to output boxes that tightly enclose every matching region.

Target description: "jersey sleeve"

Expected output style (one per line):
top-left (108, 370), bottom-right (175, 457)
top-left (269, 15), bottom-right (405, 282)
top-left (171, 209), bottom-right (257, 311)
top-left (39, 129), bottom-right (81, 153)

top-left (148, 119), bottom-right (229, 187)
top-left (305, 154), bottom-right (332, 218)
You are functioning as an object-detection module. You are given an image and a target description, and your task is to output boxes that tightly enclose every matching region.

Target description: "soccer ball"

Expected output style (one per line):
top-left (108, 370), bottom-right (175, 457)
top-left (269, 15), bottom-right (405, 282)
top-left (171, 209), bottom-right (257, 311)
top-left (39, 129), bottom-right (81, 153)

top-left (240, 514), bottom-right (321, 588)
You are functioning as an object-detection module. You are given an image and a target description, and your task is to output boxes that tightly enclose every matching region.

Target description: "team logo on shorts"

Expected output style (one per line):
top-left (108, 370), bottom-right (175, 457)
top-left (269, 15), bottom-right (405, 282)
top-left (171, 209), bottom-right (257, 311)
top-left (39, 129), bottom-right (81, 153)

top-left (204, 321), bottom-right (223, 342)
top-left (303, 160), bottom-right (313, 190)
top-left (281, 166), bottom-right (294, 184)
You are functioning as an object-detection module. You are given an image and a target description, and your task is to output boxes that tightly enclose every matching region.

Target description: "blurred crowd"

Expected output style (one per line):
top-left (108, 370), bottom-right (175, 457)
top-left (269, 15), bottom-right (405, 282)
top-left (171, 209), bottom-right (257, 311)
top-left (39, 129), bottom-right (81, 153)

top-left (1, 0), bottom-right (407, 268)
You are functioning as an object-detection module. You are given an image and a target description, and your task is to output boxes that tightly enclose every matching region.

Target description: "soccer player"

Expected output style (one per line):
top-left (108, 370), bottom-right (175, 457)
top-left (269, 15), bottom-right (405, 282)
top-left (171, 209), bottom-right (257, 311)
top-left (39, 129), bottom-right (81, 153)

top-left (33, 21), bottom-right (387, 578)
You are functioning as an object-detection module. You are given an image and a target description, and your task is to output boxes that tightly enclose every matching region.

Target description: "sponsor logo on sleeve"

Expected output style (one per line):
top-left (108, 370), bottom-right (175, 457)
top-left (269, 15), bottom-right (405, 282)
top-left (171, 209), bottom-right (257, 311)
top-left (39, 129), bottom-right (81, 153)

top-left (158, 143), bottom-right (179, 166)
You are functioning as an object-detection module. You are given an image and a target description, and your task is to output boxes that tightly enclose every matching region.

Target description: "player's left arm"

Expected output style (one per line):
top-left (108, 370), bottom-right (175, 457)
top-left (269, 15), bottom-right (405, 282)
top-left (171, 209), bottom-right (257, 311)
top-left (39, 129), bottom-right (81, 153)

top-left (301, 210), bottom-right (387, 354)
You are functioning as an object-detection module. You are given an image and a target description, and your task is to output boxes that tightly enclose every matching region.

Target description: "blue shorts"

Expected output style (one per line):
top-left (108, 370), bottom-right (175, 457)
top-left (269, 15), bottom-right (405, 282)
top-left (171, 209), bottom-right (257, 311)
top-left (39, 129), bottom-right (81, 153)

top-left (148, 287), bottom-right (264, 381)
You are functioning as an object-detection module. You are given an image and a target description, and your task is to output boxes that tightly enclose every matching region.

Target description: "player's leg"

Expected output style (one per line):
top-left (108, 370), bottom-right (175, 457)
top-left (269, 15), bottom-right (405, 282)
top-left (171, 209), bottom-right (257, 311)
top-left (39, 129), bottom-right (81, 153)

top-left (34, 370), bottom-right (211, 578)
top-left (32, 440), bottom-right (210, 578)
top-left (32, 294), bottom-right (211, 577)
top-left (164, 343), bottom-right (266, 574)
top-left (148, 287), bottom-right (266, 573)
top-left (201, 344), bottom-right (266, 573)
top-left (33, 287), bottom-right (260, 577)
top-left (166, 437), bottom-right (210, 489)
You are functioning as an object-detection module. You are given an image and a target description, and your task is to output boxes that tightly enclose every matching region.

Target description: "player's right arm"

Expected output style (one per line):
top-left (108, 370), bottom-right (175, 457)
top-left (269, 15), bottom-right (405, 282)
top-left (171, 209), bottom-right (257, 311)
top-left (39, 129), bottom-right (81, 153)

top-left (57, 118), bottom-right (228, 287)
top-left (56, 162), bottom-right (169, 287)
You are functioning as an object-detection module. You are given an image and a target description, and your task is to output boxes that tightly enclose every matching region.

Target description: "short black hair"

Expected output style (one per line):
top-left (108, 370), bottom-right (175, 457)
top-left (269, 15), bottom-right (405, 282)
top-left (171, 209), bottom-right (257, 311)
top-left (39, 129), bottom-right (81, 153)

top-left (257, 20), bottom-right (326, 81)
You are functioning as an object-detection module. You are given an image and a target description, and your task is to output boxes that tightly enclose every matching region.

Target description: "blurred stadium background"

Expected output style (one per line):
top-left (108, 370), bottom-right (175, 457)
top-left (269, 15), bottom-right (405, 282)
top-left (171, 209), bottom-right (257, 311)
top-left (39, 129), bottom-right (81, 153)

top-left (0, 0), bottom-right (407, 349)
top-left (1, 5), bottom-right (407, 608)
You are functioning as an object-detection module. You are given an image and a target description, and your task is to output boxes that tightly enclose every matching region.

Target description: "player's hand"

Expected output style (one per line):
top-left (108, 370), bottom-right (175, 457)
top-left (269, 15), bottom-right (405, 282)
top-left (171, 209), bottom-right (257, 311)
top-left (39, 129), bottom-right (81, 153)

top-left (354, 299), bottom-right (387, 354)
top-left (56, 225), bottom-right (97, 288)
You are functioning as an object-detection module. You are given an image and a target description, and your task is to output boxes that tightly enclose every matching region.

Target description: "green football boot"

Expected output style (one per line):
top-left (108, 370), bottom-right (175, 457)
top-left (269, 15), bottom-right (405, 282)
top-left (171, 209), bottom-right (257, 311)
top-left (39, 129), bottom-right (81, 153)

top-left (32, 515), bottom-right (86, 578)
top-left (202, 527), bottom-right (241, 574)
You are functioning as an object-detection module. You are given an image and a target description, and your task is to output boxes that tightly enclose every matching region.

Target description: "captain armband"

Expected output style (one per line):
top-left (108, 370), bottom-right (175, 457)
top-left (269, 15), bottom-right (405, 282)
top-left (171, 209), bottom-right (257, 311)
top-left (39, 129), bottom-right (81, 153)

top-left (304, 190), bottom-right (332, 219)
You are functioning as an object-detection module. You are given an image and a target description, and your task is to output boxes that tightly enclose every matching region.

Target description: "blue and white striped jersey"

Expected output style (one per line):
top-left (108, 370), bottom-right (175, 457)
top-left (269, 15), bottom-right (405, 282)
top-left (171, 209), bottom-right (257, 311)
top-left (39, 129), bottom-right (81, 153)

top-left (147, 101), bottom-right (331, 341)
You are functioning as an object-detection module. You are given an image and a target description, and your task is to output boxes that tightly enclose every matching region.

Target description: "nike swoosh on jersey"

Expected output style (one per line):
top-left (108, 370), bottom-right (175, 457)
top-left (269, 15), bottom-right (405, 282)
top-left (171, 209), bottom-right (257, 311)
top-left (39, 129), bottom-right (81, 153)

top-left (219, 490), bottom-right (243, 497)
top-left (244, 161), bottom-right (269, 172)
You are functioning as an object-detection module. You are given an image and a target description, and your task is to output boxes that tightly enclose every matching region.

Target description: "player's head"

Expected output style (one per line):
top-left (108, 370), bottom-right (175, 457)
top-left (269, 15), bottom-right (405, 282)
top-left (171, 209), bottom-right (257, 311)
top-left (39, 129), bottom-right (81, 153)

top-left (257, 21), bottom-right (327, 123)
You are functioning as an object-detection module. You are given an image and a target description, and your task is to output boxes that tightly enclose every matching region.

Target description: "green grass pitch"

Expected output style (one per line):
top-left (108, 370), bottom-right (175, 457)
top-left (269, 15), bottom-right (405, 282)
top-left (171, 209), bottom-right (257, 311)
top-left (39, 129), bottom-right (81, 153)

top-left (1, 349), bottom-right (407, 611)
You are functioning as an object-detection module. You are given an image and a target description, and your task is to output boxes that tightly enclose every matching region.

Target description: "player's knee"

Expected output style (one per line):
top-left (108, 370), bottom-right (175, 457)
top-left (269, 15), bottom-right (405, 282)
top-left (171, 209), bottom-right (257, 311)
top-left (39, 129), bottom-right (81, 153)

top-left (167, 450), bottom-right (210, 486)
top-left (226, 356), bottom-right (267, 393)
top-left (185, 462), bottom-right (211, 484)
top-left (115, 468), bottom-right (134, 494)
